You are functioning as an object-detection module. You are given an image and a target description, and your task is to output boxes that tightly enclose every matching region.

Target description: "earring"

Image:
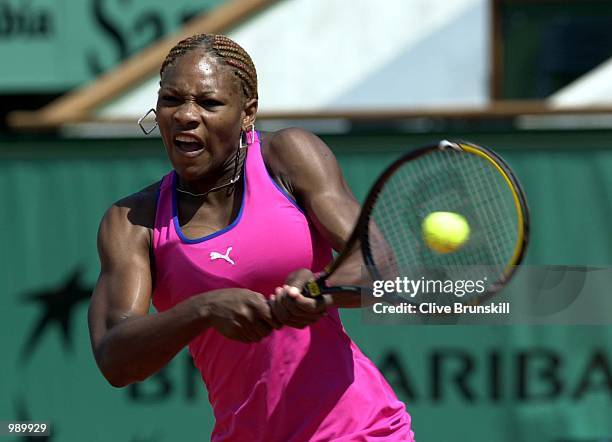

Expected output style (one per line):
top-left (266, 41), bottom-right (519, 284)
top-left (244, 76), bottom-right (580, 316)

top-left (138, 108), bottom-right (158, 135)
top-left (239, 123), bottom-right (256, 148)
top-left (248, 123), bottom-right (255, 142)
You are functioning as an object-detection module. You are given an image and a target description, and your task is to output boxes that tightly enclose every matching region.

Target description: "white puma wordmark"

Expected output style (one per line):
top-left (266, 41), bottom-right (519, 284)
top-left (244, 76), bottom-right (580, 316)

top-left (210, 247), bottom-right (235, 265)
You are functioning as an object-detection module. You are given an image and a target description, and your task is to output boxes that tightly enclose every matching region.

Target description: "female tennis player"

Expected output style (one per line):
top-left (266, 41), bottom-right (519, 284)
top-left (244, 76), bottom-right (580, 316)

top-left (88, 34), bottom-right (414, 441)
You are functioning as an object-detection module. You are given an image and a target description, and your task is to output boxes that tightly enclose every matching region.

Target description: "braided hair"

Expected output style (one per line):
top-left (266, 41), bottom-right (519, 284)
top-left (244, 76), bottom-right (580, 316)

top-left (160, 34), bottom-right (258, 101)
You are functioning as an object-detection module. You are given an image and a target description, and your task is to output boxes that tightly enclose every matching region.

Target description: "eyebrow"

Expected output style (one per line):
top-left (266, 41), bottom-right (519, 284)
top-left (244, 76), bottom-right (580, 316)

top-left (159, 86), bottom-right (219, 97)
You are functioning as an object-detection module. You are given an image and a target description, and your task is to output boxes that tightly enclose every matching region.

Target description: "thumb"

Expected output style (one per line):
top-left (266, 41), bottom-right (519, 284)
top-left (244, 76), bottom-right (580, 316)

top-left (285, 268), bottom-right (315, 292)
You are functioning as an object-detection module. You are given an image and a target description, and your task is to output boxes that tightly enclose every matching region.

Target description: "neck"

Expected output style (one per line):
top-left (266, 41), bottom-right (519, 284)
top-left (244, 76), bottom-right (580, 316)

top-left (177, 147), bottom-right (245, 198)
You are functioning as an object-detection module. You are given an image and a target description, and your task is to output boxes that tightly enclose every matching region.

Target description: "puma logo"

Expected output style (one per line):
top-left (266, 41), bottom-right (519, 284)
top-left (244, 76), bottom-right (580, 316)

top-left (210, 247), bottom-right (235, 265)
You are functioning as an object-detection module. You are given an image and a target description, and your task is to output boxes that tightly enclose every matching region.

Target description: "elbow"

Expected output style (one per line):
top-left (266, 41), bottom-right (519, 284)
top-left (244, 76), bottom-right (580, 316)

top-left (105, 373), bottom-right (131, 388)
top-left (98, 362), bottom-right (133, 388)
top-left (102, 365), bottom-right (149, 388)
top-left (104, 369), bottom-right (149, 388)
top-left (98, 354), bottom-right (147, 388)
top-left (94, 347), bottom-right (136, 388)
top-left (90, 322), bottom-right (145, 388)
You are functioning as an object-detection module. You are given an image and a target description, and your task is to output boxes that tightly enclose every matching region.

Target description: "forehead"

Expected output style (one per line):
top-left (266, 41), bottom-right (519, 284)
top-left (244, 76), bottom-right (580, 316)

top-left (160, 49), bottom-right (239, 95)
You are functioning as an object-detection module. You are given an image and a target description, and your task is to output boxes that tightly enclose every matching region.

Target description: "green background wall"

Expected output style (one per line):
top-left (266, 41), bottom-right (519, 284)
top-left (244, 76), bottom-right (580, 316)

top-left (1, 129), bottom-right (612, 441)
top-left (0, 0), bottom-right (224, 92)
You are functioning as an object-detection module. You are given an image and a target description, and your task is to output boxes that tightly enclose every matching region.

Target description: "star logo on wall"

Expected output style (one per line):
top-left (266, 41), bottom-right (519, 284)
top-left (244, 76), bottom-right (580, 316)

top-left (20, 268), bottom-right (92, 364)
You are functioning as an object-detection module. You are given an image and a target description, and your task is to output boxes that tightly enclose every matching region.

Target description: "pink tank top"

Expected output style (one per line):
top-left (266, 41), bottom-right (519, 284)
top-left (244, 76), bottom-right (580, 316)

top-left (152, 132), bottom-right (414, 441)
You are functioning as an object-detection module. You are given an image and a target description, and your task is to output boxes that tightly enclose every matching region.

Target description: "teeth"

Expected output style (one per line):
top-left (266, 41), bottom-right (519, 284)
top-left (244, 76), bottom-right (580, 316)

top-left (174, 135), bottom-right (201, 143)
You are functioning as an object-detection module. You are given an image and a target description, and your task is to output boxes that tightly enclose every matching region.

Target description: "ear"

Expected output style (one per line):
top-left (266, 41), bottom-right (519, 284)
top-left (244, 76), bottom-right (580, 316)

top-left (241, 98), bottom-right (258, 130)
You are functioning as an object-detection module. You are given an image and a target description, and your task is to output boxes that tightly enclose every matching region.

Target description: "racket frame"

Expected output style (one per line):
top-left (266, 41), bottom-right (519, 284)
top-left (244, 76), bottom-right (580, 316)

top-left (304, 140), bottom-right (530, 303)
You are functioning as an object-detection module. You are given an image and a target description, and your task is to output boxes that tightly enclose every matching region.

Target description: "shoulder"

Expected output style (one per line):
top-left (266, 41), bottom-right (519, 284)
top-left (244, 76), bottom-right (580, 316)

top-left (261, 128), bottom-right (336, 178)
top-left (266, 127), bottom-right (318, 147)
top-left (264, 127), bottom-right (331, 158)
top-left (98, 181), bottom-right (162, 248)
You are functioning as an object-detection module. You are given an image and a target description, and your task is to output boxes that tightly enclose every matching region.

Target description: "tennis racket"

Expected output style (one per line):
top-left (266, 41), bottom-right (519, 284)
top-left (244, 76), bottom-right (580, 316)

top-left (303, 140), bottom-right (529, 306)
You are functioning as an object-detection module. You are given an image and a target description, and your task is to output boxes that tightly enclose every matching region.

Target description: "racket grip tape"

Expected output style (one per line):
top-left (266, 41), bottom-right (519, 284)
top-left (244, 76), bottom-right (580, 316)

top-left (303, 280), bottom-right (324, 297)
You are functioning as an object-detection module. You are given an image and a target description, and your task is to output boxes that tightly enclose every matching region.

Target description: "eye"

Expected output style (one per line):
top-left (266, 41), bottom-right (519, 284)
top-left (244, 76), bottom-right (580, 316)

top-left (199, 99), bottom-right (223, 108)
top-left (159, 94), bottom-right (180, 105)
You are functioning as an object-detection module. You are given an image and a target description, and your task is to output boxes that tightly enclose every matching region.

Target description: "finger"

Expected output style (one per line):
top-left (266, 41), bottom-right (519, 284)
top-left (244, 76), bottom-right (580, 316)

top-left (286, 286), bottom-right (302, 298)
top-left (255, 319), bottom-right (275, 337)
top-left (285, 286), bottom-right (325, 312)
top-left (293, 291), bottom-right (331, 314)
top-left (238, 303), bottom-right (276, 339)
top-left (229, 321), bottom-right (257, 343)
top-left (233, 319), bottom-right (258, 342)
top-left (260, 304), bottom-right (283, 330)
top-left (269, 293), bottom-right (292, 324)
top-left (279, 291), bottom-right (313, 317)
top-left (272, 293), bottom-right (319, 327)
top-left (285, 269), bottom-right (314, 291)
top-left (238, 319), bottom-right (268, 342)
top-left (266, 295), bottom-right (283, 328)
top-left (273, 291), bottom-right (326, 326)
top-left (232, 304), bottom-right (266, 342)
top-left (255, 298), bottom-right (282, 329)
top-left (281, 290), bottom-right (325, 316)
top-left (250, 318), bottom-right (274, 339)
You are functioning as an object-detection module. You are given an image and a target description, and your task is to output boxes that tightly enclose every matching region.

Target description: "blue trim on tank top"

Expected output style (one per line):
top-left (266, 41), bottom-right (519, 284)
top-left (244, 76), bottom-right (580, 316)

top-left (258, 130), bottom-right (306, 215)
top-left (172, 169), bottom-right (247, 244)
top-left (155, 181), bottom-right (162, 206)
top-left (267, 175), bottom-right (305, 215)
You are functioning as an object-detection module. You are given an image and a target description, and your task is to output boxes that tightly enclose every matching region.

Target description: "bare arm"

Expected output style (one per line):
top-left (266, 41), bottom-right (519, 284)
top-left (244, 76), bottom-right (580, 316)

top-left (88, 193), bottom-right (279, 387)
top-left (265, 128), bottom-right (366, 310)
top-left (88, 197), bottom-right (211, 387)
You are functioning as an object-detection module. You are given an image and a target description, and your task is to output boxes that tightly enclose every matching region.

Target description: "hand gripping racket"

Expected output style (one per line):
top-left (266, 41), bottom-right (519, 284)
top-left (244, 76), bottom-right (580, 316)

top-left (303, 140), bottom-right (529, 305)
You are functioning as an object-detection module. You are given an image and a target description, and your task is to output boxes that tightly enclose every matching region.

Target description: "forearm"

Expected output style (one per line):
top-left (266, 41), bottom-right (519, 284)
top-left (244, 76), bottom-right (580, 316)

top-left (94, 295), bottom-right (208, 387)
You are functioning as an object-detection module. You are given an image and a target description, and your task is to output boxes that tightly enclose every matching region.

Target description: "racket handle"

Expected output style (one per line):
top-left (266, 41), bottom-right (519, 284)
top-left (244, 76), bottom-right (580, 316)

top-left (303, 279), bottom-right (325, 297)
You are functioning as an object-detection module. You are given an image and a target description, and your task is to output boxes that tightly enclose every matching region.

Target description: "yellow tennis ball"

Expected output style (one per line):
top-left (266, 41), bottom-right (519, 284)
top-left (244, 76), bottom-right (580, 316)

top-left (422, 212), bottom-right (470, 253)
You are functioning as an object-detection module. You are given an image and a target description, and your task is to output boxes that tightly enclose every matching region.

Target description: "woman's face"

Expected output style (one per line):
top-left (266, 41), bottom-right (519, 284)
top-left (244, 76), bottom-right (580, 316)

top-left (156, 49), bottom-right (256, 182)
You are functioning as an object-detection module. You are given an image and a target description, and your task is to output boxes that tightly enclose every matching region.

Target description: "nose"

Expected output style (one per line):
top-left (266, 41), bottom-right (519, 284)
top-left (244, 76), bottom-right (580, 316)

top-left (173, 100), bottom-right (200, 128)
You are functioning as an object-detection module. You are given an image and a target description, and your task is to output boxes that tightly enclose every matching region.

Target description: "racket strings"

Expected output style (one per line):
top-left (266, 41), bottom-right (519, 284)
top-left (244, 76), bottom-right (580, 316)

top-left (368, 147), bottom-right (521, 300)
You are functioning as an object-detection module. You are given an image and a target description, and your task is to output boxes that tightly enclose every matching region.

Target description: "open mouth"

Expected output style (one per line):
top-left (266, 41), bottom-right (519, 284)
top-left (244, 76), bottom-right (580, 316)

top-left (173, 134), bottom-right (205, 155)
